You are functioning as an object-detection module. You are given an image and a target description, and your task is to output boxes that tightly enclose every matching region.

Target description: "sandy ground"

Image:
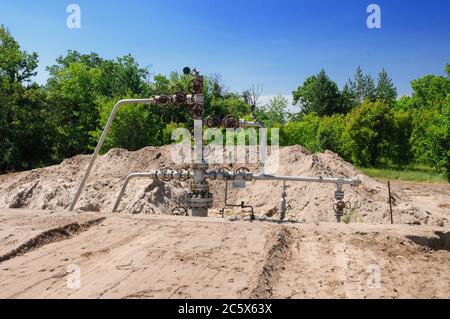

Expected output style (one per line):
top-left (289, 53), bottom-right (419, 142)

top-left (0, 145), bottom-right (448, 226)
top-left (0, 146), bottom-right (449, 299)
top-left (394, 181), bottom-right (450, 222)
top-left (0, 209), bottom-right (449, 299)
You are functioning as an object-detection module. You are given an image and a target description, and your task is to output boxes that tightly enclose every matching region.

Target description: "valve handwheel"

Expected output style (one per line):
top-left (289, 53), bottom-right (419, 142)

top-left (333, 201), bottom-right (351, 212)
top-left (205, 115), bottom-right (221, 128)
top-left (223, 115), bottom-right (239, 128)
top-left (178, 169), bottom-right (190, 182)
top-left (189, 77), bottom-right (203, 94)
top-left (171, 91), bottom-right (187, 105)
top-left (235, 167), bottom-right (250, 175)
top-left (155, 94), bottom-right (170, 105)
top-left (172, 206), bottom-right (188, 216)
top-left (160, 168), bottom-right (173, 182)
top-left (218, 167), bottom-right (232, 180)
top-left (190, 104), bottom-right (203, 117)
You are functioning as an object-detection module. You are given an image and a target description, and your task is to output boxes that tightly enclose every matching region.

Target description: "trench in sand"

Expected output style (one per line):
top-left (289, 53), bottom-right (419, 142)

top-left (406, 231), bottom-right (450, 252)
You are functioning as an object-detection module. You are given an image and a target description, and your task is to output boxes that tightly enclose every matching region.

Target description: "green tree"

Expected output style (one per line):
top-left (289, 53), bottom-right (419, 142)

top-left (93, 96), bottom-right (163, 151)
top-left (47, 62), bottom-right (102, 157)
top-left (411, 70), bottom-right (450, 110)
top-left (292, 75), bottom-right (317, 109)
top-left (0, 25), bottom-right (46, 171)
top-left (257, 94), bottom-right (288, 127)
top-left (316, 115), bottom-right (350, 160)
top-left (376, 68), bottom-right (397, 104)
top-left (410, 65), bottom-right (450, 179)
top-left (210, 94), bottom-right (251, 119)
top-left (395, 95), bottom-right (414, 110)
top-left (8, 86), bottom-right (57, 169)
top-left (345, 100), bottom-right (396, 166)
top-left (411, 100), bottom-right (450, 181)
top-left (365, 75), bottom-right (377, 102)
top-left (292, 70), bottom-right (345, 116)
top-left (348, 66), bottom-right (376, 103)
top-left (280, 114), bottom-right (321, 151)
top-left (340, 83), bottom-right (358, 111)
top-left (0, 25), bottom-right (38, 84)
top-left (391, 109), bottom-right (413, 166)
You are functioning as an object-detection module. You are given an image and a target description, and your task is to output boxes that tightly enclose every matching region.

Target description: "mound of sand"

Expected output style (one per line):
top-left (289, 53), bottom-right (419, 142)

top-left (0, 145), bottom-right (446, 226)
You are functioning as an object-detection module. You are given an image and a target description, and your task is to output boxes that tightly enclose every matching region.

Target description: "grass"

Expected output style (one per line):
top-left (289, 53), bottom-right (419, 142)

top-left (360, 165), bottom-right (447, 183)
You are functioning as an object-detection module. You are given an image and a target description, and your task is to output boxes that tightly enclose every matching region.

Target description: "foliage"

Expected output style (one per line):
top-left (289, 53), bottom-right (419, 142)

top-left (347, 66), bottom-right (376, 103)
top-left (292, 70), bottom-right (347, 116)
top-left (345, 100), bottom-right (396, 167)
top-left (280, 114), bottom-right (321, 151)
top-left (360, 166), bottom-right (447, 183)
top-left (0, 25), bottom-right (38, 84)
top-left (376, 68), bottom-right (397, 104)
top-left (411, 97), bottom-right (450, 180)
top-left (0, 26), bottom-right (448, 183)
top-left (256, 94), bottom-right (288, 127)
top-left (316, 115), bottom-right (350, 160)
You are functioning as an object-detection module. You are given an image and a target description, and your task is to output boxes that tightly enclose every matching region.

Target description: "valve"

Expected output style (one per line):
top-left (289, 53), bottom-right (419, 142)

top-left (155, 94), bottom-right (170, 105)
top-left (279, 181), bottom-right (288, 222)
top-left (333, 200), bottom-right (351, 212)
top-left (172, 206), bottom-right (188, 216)
top-left (190, 104), bottom-right (203, 117)
top-left (177, 169), bottom-right (190, 182)
top-left (205, 115), bottom-right (222, 128)
top-left (160, 168), bottom-right (173, 182)
top-left (218, 167), bottom-right (232, 180)
top-left (183, 67), bottom-right (191, 75)
top-left (171, 91), bottom-right (187, 105)
top-left (235, 167), bottom-right (251, 180)
top-left (223, 115), bottom-right (240, 128)
top-left (189, 77), bottom-right (203, 94)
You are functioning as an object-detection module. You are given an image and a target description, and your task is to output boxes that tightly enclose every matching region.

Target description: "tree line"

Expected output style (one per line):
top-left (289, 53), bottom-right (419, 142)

top-left (0, 26), bottom-right (449, 180)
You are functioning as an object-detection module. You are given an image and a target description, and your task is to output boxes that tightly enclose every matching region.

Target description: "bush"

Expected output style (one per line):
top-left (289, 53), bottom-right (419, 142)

top-left (345, 100), bottom-right (396, 167)
top-left (316, 115), bottom-right (350, 159)
top-left (411, 96), bottom-right (450, 181)
top-left (280, 114), bottom-right (321, 151)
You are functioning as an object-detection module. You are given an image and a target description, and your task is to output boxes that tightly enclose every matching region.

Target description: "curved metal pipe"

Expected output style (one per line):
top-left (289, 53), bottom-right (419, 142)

top-left (220, 180), bottom-right (255, 221)
top-left (69, 98), bottom-right (155, 211)
top-left (112, 172), bottom-right (157, 213)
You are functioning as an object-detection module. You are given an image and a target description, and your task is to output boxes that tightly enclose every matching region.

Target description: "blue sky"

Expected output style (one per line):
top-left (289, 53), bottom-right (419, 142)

top-left (0, 0), bottom-right (449, 102)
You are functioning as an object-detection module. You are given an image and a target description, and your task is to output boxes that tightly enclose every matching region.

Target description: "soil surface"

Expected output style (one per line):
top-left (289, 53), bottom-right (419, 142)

top-left (0, 146), bottom-right (449, 299)
top-left (0, 209), bottom-right (448, 299)
top-left (0, 145), bottom-right (448, 226)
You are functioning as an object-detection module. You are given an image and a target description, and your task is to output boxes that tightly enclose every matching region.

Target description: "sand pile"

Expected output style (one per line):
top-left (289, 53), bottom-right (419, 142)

top-left (0, 145), bottom-right (446, 226)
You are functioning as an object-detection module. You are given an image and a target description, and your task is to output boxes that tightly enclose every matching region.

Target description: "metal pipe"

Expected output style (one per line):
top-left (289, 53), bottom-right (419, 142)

top-left (112, 170), bottom-right (193, 213)
top-left (69, 98), bottom-right (155, 211)
top-left (112, 172), bottom-right (157, 213)
top-left (252, 174), bottom-right (362, 186)
top-left (221, 180), bottom-right (255, 220)
top-left (259, 129), bottom-right (267, 175)
top-left (239, 120), bottom-right (264, 129)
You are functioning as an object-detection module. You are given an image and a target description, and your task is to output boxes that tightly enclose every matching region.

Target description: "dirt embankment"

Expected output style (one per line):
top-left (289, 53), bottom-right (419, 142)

top-left (0, 146), bottom-right (450, 226)
top-left (0, 145), bottom-right (448, 226)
